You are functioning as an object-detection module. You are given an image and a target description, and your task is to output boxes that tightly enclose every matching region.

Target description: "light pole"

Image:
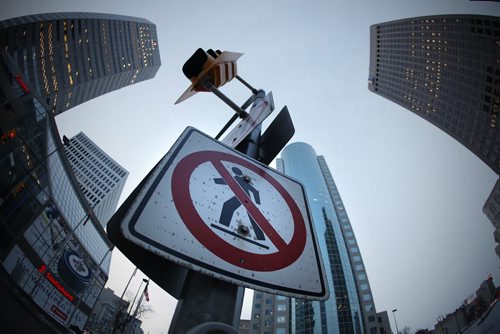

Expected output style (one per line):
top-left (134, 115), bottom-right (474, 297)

top-left (129, 278), bottom-right (149, 314)
top-left (392, 309), bottom-right (400, 334)
top-left (120, 267), bottom-right (138, 299)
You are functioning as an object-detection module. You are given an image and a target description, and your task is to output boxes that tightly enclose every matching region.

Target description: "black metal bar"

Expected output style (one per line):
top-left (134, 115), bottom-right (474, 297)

top-left (215, 114), bottom-right (239, 140)
top-left (202, 79), bottom-right (248, 119)
top-left (235, 75), bottom-right (258, 94)
top-left (240, 94), bottom-right (257, 111)
top-left (215, 94), bottom-right (257, 140)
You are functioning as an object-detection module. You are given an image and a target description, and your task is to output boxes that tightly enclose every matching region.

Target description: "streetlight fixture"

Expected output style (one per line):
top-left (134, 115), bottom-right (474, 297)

top-left (392, 309), bottom-right (400, 334)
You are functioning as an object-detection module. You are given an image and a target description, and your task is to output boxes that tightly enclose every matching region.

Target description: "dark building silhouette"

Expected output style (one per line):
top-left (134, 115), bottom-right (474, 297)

top-left (0, 12), bottom-right (160, 114)
top-left (369, 15), bottom-right (500, 173)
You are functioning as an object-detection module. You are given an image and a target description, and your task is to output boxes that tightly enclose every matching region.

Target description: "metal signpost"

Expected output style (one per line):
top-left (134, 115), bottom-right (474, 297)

top-left (108, 48), bottom-right (327, 333)
top-left (220, 92), bottom-right (274, 148)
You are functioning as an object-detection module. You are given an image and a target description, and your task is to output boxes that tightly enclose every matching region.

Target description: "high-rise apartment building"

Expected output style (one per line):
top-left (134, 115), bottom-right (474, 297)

top-left (368, 15), bottom-right (500, 173)
top-left (248, 143), bottom-right (389, 333)
top-left (65, 132), bottom-right (128, 226)
top-left (0, 12), bottom-right (160, 333)
top-left (0, 12), bottom-right (160, 114)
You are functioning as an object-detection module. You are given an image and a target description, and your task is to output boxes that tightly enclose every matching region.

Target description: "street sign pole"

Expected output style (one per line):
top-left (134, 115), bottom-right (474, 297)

top-left (169, 91), bottom-right (266, 334)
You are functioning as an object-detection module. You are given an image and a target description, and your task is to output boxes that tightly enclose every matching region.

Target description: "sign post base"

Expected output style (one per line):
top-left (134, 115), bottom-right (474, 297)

top-left (169, 270), bottom-right (243, 333)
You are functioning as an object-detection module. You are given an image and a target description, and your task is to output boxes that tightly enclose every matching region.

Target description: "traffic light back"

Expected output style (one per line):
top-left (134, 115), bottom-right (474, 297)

top-left (176, 48), bottom-right (243, 104)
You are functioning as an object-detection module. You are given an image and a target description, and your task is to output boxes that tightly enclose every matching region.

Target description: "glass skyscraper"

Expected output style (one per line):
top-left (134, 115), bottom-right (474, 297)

top-left (0, 12), bottom-right (160, 114)
top-left (0, 12), bottom-right (160, 333)
top-left (368, 15), bottom-right (500, 174)
top-left (254, 142), bottom-right (388, 334)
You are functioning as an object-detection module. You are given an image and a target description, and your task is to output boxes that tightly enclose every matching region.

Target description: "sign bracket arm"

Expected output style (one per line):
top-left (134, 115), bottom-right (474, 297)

top-left (215, 93), bottom-right (257, 140)
top-left (202, 78), bottom-right (248, 119)
top-left (235, 75), bottom-right (258, 95)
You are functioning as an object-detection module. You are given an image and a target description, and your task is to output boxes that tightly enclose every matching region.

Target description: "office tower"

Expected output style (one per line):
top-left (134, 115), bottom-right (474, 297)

top-left (65, 132), bottom-right (128, 227)
top-left (368, 15), bottom-right (500, 174)
top-left (0, 12), bottom-right (160, 333)
top-left (0, 54), bottom-right (113, 332)
top-left (0, 12), bottom-right (160, 114)
top-left (251, 142), bottom-right (388, 334)
top-left (482, 179), bottom-right (500, 258)
top-left (249, 291), bottom-right (290, 333)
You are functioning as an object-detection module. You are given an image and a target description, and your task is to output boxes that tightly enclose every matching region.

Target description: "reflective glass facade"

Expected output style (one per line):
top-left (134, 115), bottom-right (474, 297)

top-left (0, 52), bottom-right (112, 331)
top-left (369, 15), bottom-right (500, 173)
top-left (278, 143), bottom-right (363, 334)
top-left (0, 12), bottom-right (160, 333)
top-left (0, 12), bottom-right (160, 114)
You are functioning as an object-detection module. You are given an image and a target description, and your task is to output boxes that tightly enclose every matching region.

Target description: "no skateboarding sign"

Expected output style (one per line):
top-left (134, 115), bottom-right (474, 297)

top-left (120, 127), bottom-right (327, 299)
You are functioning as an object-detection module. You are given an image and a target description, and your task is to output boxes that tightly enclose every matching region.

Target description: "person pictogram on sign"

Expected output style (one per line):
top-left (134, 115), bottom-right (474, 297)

top-left (214, 167), bottom-right (265, 240)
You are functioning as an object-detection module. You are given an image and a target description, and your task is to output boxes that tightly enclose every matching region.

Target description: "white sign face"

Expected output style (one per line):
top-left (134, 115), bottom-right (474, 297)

top-left (120, 127), bottom-right (328, 299)
top-left (221, 92), bottom-right (274, 148)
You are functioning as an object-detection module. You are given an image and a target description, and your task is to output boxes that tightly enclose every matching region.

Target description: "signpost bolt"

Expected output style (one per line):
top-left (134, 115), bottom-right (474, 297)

top-left (237, 225), bottom-right (250, 236)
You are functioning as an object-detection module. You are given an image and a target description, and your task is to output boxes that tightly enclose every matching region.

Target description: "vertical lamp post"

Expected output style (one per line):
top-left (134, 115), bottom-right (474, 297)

top-left (120, 267), bottom-right (138, 299)
top-left (392, 309), bottom-right (399, 334)
top-left (129, 278), bottom-right (149, 314)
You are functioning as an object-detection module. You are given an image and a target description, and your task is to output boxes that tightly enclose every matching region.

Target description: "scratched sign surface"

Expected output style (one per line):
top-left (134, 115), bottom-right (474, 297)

top-left (120, 127), bottom-right (328, 299)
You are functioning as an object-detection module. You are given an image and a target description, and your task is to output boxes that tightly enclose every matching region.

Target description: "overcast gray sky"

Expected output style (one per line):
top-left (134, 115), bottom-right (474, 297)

top-left (3, 0), bottom-right (500, 333)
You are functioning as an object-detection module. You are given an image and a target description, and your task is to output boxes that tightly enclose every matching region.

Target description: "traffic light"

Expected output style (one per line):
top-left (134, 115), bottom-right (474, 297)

top-left (1, 129), bottom-right (16, 144)
top-left (176, 48), bottom-right (243, 104)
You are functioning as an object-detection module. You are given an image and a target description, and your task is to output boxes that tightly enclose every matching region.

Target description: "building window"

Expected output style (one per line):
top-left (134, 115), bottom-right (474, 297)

top-left (361, 283), bottom-right (369, 291)
top-left (277, 316), bottom-right (286, 323)
top-left (277, 304), bottom-right (287, 311)
top-left (363, 294), bottom-right (372, 301)
top-left (368, 315), bottom-right (375, 322)
top-left (255, 303), bottom-right (261, 309)
top-left (265, 309), bottom-right (273, 316)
